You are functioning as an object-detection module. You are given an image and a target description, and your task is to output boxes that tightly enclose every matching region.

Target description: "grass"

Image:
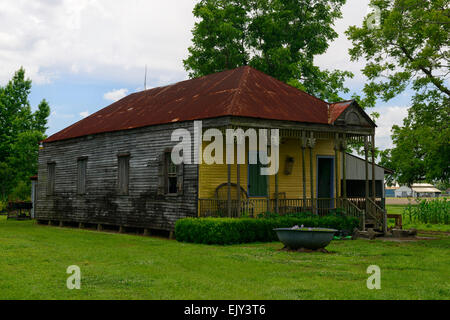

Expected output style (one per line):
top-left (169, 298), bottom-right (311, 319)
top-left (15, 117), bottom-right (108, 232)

top-left (0, 216), bottom-right (449, 300)
top-left (386, 205), bottom-right (450, 232)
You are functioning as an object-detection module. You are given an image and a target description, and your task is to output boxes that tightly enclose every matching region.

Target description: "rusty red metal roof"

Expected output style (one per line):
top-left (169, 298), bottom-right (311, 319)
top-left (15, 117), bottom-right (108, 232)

top-left (44, 66), bottom-right (356, 143)
top-left (328, 100), bottom-right (354, 123)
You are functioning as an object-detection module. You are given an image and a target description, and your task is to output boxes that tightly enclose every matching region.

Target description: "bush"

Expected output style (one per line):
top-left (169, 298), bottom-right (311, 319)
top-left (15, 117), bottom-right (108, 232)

top-left (175, 215), bottom-right (359, 245)
top-left (404, 198), bottom-right (449, 225)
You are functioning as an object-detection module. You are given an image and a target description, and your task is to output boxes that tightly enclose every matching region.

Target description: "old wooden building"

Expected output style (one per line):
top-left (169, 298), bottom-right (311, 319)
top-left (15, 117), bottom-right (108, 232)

top-left (35, 66), bottom-right (388, 233)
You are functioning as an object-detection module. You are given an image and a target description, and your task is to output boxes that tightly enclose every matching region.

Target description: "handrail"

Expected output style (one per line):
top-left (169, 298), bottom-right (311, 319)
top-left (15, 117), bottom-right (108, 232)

top-left (366, 198), bottom-right (386, 231)
top-left (339, 198), bottom-right (365, 230)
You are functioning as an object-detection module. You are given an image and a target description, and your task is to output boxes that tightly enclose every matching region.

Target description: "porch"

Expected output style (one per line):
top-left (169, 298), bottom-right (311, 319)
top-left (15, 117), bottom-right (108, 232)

top-left (198, 197), bottom-right (386, 231)
top-left (197, 124), bottom-right (388, 233)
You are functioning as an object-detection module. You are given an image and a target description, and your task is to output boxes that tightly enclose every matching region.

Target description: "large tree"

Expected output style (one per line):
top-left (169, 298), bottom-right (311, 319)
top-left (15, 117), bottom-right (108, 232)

top-left (184, 0), bottom-right (353, 102)
top-left (0, 68), bottom-right (50, 200)
top-left (346, 0), bottom-right (449, 186)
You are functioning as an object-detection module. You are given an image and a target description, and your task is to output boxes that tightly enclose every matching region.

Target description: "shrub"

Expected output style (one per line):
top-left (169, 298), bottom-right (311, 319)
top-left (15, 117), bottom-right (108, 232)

top-left (175, 215), bottom-right (359, 245)
top-left (404, 198), bottom-right (449, 225)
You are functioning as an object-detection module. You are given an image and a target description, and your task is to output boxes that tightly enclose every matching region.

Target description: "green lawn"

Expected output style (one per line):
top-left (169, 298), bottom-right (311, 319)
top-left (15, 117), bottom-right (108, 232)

top-left (386, 205), bottom-right (450, 232)
top-left (0, 217), bottom-right (449, 300)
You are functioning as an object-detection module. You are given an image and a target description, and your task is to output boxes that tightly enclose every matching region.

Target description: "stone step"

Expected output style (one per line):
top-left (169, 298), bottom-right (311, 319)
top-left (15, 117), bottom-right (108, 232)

top-left (353, 229), bottom-right (384, 240)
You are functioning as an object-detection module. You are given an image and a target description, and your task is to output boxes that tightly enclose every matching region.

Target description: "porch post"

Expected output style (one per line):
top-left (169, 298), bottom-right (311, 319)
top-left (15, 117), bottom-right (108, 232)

top-left (275, 171), bottom-right (279, 214)
top-left (364, 136), bottom-right (370, 216)
top-left (301, 133), bottom-right (307, 208)
top-left (308, 133), bottom-right (316, 214)
top-left (267, 146), bottom-right (271, 213)
top-left (371, 134), bottom-right (376, 201)
top-left (334, 133), bottom-right (340, 208)
top-left (237, 163), bottom-right (241, 217)
top-left (227, 164), bottom-right (232, 217)
top-left (341, 134), bottom-right (347, 199)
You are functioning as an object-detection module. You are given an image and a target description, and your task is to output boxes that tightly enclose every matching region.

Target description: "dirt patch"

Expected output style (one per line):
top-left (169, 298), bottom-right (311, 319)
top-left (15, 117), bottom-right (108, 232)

top-left (386, 198), bottom-right (415, 205)
top-left (378, 236), bottom-right (439, 242)
top-left (279, 246), bottom-right (335, 254)
top-left (417, 230), bottom-right (450, 236)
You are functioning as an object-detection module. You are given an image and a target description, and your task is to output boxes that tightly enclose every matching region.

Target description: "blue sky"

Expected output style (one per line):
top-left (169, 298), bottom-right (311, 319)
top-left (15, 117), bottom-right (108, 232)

top-left (1, 0), bottom-right (412, 150)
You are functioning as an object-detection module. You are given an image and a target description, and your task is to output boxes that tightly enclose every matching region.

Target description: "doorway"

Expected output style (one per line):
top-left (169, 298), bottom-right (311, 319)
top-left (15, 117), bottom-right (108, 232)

top-left (317, 156), bottom-right (334, 210)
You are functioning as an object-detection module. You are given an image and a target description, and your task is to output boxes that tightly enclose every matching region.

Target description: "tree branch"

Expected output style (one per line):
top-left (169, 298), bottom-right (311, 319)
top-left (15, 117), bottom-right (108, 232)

top-left (399, 45), bottom-right (450, 96)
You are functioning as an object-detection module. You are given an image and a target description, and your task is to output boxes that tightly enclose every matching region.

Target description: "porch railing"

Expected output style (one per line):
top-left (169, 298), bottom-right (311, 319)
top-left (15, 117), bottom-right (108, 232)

top-left (198, 197), bottom-right (366, 219)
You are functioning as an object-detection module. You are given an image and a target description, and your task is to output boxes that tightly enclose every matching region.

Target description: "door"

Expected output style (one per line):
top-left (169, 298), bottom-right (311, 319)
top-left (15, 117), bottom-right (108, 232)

top-left (248, 157), bottom-right (268, 197)
top-left (317, 157), bottom-right (334, 211)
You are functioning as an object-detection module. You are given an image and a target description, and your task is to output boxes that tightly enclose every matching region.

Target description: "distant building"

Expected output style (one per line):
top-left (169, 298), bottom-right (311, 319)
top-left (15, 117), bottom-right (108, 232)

top-left (385, 186), bottom-right (398, 198)
top-left (394, 184), bottom-right (442, 198)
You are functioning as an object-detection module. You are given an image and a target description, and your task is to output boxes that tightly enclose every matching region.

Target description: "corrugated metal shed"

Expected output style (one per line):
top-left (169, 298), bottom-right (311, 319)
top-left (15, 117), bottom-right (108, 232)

top-left (44, 66), bottom-right (368, 143)
top-left (341, 153), bottom-right (389, 181)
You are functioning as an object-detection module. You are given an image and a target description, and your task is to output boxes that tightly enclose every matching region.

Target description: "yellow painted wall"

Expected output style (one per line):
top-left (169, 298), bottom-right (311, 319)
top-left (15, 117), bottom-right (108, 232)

top-left (198, 138), bottom-right (341, 200)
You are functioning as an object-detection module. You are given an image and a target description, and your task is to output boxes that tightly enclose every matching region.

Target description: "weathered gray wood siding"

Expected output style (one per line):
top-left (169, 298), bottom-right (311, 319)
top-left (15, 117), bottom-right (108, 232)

top-left (35, 121), bottom-right (198, 231)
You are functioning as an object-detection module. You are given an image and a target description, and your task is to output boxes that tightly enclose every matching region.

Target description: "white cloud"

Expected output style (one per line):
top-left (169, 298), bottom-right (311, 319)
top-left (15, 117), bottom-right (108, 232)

top-left (0, 0), bottom-right (195, 85)
top-left (374, 106), bottom-right (410, 150)
top-left (50, 110), bottom-right (74, 119)
top-left (103, 88), bottom-right (128, 102)
top-left (79, 111), bottom-right (89, 118)
top-left (315, 0), bottom-right (371, 85)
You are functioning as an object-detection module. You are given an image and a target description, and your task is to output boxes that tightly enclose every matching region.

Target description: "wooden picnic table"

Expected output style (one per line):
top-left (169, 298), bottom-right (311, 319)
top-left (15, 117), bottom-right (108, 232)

top-left (387, 213), bottom-right (403, 229)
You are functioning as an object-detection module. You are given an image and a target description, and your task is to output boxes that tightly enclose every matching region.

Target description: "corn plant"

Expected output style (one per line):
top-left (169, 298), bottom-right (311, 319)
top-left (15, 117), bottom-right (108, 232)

top-left (404, 198), bottom-right (449, 225)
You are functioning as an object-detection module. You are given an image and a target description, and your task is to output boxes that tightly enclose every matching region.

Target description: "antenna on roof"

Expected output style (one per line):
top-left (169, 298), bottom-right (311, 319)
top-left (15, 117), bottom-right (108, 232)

top-left (144, 65), bottom-right (147, 90)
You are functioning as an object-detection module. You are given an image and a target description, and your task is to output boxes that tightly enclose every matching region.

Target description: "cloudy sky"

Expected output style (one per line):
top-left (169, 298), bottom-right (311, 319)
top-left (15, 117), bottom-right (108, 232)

top-left (0, 0), bottom-right (411, 150)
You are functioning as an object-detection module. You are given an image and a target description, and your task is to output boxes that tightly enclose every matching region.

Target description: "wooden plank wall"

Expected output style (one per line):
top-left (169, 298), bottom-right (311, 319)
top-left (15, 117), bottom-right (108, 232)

top-left (35, 122), bottom-right (198, 231)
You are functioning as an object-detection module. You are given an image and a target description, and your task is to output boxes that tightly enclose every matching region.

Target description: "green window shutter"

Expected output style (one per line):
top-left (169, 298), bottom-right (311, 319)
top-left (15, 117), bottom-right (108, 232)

top-left (248, 162), bottom-right (267, 197)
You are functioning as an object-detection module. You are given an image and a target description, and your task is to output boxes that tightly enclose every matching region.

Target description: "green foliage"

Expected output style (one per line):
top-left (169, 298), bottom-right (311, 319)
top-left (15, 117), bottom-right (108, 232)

top-left (380, 91), bottom-right (449, 185)
top-left (0, 68), bottom-right (50, 200)
top-left (175, 216), bottom-right (359, 245)
top-left (184, 0), bottom-right (353, 102)
top-left (9, 180), bottom-right (31, 202)
top-left (347, 0), bottom-right (450, 184)
top-left (404, 198), bottom-right (449, 225)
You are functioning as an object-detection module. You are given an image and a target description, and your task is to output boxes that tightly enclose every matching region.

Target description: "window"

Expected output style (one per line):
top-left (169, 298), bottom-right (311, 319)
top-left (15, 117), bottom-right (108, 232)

top-left (248, 152), bottom-right (268, 197)
top-left (77, 157), bottom-right (87, 195)
top-left (157, 151), bottom-right (183, 195)
top-left (167, 154), bottom-right (178, 194)
top-left (118, 154), bottom-right (130, 195)
top-left (47, 162), bottom-right (56, 195)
